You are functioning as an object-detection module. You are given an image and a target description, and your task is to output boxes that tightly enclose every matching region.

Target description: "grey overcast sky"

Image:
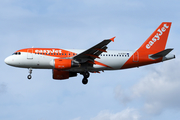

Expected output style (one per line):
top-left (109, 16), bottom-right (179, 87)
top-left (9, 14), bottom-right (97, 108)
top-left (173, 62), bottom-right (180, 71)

top-left (1, 0), bottom-right (180, 120)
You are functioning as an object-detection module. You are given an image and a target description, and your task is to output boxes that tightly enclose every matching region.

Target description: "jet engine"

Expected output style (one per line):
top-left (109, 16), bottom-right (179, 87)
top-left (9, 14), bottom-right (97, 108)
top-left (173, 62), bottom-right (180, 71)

top-left (53, 69), bottom-right (77, 80)
top-left (51, 59), bottom-right (80, 70)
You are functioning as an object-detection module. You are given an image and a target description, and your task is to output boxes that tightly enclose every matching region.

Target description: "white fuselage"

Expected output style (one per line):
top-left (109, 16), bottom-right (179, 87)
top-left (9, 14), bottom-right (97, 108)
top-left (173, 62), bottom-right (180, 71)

top-left (5, 49), bottom-right (134, 72)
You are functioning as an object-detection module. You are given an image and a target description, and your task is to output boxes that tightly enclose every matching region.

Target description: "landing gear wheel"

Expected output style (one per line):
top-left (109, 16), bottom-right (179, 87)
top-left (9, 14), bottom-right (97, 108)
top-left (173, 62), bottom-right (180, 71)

top-left (82, 78), bottom-right (88, 85)
top-left (27, 75), bottom-right (32, 79)
top-left (27, 68), bottom-right (33, 80)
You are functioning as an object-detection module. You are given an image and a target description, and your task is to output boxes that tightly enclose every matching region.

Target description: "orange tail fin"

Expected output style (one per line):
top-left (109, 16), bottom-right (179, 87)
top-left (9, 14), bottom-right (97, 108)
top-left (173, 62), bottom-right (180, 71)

top-left (121, 22), bottom-right (172, 69)
top-left (138, 22), bottom-right (172, 54)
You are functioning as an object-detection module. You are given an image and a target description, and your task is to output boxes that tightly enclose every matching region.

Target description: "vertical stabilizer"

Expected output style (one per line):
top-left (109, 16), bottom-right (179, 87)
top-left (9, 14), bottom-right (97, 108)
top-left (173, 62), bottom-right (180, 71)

top-left (138, 22), bottom-right (172, 54)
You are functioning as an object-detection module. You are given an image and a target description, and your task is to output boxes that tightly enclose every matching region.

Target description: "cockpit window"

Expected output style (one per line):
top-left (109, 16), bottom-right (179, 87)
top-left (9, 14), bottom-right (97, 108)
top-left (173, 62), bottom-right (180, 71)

top-left (12, 52), bottom-right (21, 55)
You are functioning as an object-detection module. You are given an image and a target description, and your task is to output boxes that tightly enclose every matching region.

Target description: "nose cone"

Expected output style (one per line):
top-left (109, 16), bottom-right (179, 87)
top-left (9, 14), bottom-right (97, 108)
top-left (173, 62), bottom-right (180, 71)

top-left (4, 56), bottom-right (14, 66)
top-left (5, 56), bottom-right (21, 68)
top-left (4, 56), bottom-right (11, 65)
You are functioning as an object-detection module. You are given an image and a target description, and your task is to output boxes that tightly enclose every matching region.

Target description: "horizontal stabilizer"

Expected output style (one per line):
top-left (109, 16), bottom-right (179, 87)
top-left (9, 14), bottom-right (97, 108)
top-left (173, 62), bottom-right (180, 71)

top-left (150, 48), bottom-right (174, 59)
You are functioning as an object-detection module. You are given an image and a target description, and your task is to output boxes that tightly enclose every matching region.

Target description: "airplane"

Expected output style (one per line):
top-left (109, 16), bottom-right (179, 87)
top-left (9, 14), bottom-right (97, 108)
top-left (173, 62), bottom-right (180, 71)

top-left (4, 22), bottom-right (175, 85)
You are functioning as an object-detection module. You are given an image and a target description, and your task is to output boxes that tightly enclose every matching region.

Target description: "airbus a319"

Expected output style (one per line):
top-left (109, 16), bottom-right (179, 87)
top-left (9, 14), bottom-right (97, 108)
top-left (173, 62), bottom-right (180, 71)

top-left (4, 22), bottom-right (175, 84)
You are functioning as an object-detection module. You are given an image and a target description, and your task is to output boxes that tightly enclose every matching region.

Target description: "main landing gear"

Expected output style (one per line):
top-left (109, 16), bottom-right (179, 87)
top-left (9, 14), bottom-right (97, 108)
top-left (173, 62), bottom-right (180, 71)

top-left (27, 68), bottom-right (32, 80)
top-left (81, 72), bottom-right (90, 85)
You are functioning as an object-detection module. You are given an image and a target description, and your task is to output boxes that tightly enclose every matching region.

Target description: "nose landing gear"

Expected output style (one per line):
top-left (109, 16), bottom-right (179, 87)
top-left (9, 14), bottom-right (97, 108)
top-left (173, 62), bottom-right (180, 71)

top-left (81, 72), bottom-right (90, 85)
top-left (27, 68), bottom-right (32, 79)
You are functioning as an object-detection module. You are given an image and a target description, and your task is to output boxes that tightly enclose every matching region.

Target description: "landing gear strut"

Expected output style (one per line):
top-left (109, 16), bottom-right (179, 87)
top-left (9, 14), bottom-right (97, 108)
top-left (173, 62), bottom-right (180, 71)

top-left (27, 68), bottom-right (32, 79)
top-left (81, 71), bottom-right (90, 85)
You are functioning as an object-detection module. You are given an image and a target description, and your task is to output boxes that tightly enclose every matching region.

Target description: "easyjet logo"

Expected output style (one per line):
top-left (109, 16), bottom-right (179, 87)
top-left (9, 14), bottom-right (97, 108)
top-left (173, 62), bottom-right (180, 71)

top-left (35, 49), bottom-right (62, 54)
top-left (146, 24), bottom-right (169, 49)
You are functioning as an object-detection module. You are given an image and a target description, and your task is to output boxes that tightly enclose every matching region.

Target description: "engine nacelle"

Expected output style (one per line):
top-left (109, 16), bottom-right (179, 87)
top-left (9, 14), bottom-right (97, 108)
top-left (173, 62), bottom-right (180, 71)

top-left (51, 59), bottom-right (80, 70)
top-left (53, 69), bottom-right (77, 80)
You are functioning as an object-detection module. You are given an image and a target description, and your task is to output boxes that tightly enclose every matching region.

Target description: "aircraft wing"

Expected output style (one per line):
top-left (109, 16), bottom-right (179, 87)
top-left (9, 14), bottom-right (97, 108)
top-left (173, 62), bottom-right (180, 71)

top-left (73, 37), bottom-right (115, 63)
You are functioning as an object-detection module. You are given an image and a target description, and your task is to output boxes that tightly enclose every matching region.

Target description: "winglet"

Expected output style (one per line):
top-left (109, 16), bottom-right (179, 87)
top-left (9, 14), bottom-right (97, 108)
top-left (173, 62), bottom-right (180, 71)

top-left (110, 37), bottom-right (116, 42)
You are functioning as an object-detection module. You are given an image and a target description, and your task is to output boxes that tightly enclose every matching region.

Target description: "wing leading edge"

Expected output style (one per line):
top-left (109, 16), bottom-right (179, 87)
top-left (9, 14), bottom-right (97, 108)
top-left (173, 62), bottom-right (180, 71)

top-left (73, 37), bottom-right (115, 63)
